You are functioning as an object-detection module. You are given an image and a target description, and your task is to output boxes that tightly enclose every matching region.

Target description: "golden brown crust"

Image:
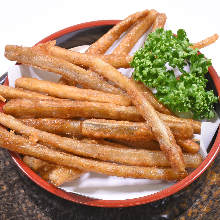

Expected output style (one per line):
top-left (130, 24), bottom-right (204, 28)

top-left (15, 77), bottom-right (131, 106)
top-left (86, 9), bottom-right (149, 55)
top-left (112, 10), bottom-right (158, 55)
top-left (0, 126), bottom-right (185, 180)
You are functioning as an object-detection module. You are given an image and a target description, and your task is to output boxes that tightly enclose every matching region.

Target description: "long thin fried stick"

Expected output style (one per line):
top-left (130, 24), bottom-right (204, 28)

top-left (3, 99), bottom-right (142, 121)
top-left (3, 97), bottom-right (200, 133)
top-left (57, 77), bottom-right (76, 86)
top-left (0, 127), bottom-right (184, 180)
top-left (39, 165), bottom-right (83, 186)
top-left (133, 80), bottom-right (172, 115)
top-left (112, 10), bottom-right (158, 55)
top-left (81, 119), bottom-right (193, 140)
top-left (4, 45), bottom-right (125, 95)
top-left (86, 9), bottom-right (149, 54)
top-left (151, 13), bottom-right (167, 32)
top-left (191, 34), bottom-right (219, 49)
top-left (15, 77), bottom-right (131, 106)
top-left (19, 118), bottom-right (193, 140)
top-left (20, 118), bottom-right (82, 137)
top-left (0, 85), bottom-right (59, 101)
top-left (75, 56), bottom-right (186, 173)
top-left (48, 45), bottom-right (132, 68)
top-left (0, 113), bottom-right (201, 168)
top-left (19, 118), bottom-right (198, 153)
top-left (23, 156), bottom-right (83, 186)
top-left (46, 44), bottom-right (172, 115)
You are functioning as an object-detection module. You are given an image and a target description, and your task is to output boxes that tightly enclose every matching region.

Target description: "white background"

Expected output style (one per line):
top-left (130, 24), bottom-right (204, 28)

top-left (0, 0), bottom-right (220, 76)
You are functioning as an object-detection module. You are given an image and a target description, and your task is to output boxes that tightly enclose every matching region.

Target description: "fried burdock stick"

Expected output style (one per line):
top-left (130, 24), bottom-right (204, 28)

top-left (23, 156), bottom-right (83, 186)
top-left (191, 33), bottom-right (219, 50)
top-left (0, 113), bottom-right (201, 168)
top-left (45, 43), bottom-right (172, 115)
top-left (4, 98), bottom-right (200, 133)
top-left (74, 56), bottom-right (186, 173)
top-left (3, 97), bottom-right (200, 133)
top-left (4, 45), bottom-right (124, 95)
top-left (133, 80), bottom-right (172, 115)
top-left (0, 127), bottom-right (185, 181)
top-left (151, 13), bottom-right (167, 32)
top-left (112, 10), bottom-right (158, 55)
top-left (47, 44), bottom-right (132, 68)
top-left (3, 99), bottom-right (142, 121)
top-left (19, 118), bottom-right (198, 153)
top-left (86, 9), bottom-right (149, 54)
top-left (19, 118), bottom-right (193, 140)
top-left (15, 77), bottom-right (131, 106)
top-left (57, 77), bottom-right (76, 86)
top-left (0, 85), bottom-right (60, 101)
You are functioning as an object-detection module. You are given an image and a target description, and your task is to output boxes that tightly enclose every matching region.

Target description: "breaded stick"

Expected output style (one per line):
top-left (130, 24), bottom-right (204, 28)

top-left (112, 10), bottom-right (158, 55)
top-left (57, 77), bottom-right (76, 86)
top-left (4, 45), bottom-right (124, 95)
top-left (39, 166), bottom-right (83, 186)
top-left (133, 80), bottom-right (172, 115)
top-left (151, 13), bottom-right (167, 32)
top-left (23, 156), bottom-right (83, 186)
top-left (177, 139), bottom-right (200, 154)
top-left (0, 127), bottom-right (184, 181)
top-left (20, 118), bottom-right (82, 137)
top-left (0, 113), bottom-right (201, 168)
top-left (158, 113), bottom-right (201, 134)
top-left (81, 119), bottom-right (193, 140)
top-left (47, 45), bottom-right (132, 68)
top-left (3, 98), bottom-right (200, 132)
top-left (3, 99), bottom-right (142, 121)
top-left (86, 9), bottom-right (149, 54)
top-left (19, 118), bottom-right (198, 153)
top-left (3, 97), bottom-right (200, 133)
top-left (15, 77), bottom-right (131, 106)
top-left (191, 34), bottom-right (219, 49)
top-left (45, 45), bottom-right (172, 115)
top-left (79, 56), bottom-right (186, 173)
top-left (0, 85), bottom-right (59, 101)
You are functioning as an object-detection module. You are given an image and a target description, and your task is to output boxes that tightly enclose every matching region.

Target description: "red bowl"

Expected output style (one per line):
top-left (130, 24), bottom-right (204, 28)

top-left (5, 20), bottom-right (220, 207)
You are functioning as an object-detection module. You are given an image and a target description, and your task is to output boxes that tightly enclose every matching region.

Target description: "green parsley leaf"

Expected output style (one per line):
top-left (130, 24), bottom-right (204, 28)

top-left (131, 28), bottom-right (218, 119)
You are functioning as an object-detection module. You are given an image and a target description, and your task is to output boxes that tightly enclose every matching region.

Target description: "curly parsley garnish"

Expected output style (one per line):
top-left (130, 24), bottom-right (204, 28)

top-left (131, 28), bottom-right (218, 119)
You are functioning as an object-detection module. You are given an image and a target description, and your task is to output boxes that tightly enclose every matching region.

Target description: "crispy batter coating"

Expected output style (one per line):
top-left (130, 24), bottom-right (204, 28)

top-left (112, 9), bottom-right (158, 55)
top-left (0, 126), bottom-right (185, 180)
top-left (86, 9), bottom-right (149, 54)
top-left (15, 77), bottom-right (131, 106)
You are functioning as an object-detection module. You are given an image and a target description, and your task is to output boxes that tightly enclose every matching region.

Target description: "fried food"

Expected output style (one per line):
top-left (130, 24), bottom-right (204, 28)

top-left (112, 10), bottom-right (158, 55)
top-left (23, 156), bottom-right (83, 186)
top-left (158, 113), bottom-right (201, 134)
top-left (19, 118), bottom-right (198, 153)
top-left (57, 77), bottom-right (76, 86)
top-left (191, 33), bottom-right (219, 49)
top-left (0, 84), bottom-right (59, 101)
top-left (151, 13), bottom-right (167, 32)
top-left (15, 77), bottom-right (131, 106)
top-left (3, 98), bottom-right (142, 121)
top-left (177, 139), bottom-right (200, 154)
top-left (47, 45), bottom-right (132, 68)
top-left (20, 118), bottom-right (82, 137)
top-left (73, 55), bottom-right (186, 173)
top-left (81, 119), bottom-right (193, 140)
top-left (0, 112), bottom-right (201, 168)
top-left (133, 80), bottom-right (172, 115)
top-left (86, 9), bottom-right (149, 54)
top-left (0, 126), bottom-right (186, 180)
top-left (4, 45), bottom-right (124, 95)
top-left (39, 165), bottom-right (83, 186)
